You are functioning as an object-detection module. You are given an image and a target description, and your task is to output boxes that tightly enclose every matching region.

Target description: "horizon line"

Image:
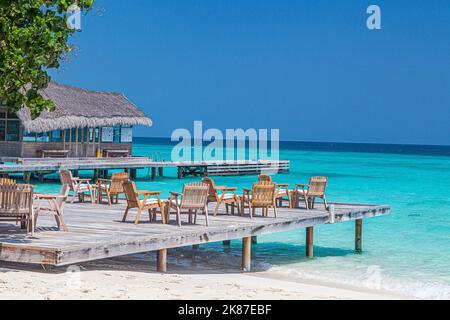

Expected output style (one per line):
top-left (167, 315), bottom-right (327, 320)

top-left (134, 136), bottom-right (450, 148)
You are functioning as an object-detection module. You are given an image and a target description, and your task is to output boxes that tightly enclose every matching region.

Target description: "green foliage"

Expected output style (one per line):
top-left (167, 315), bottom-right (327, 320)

top-left (0, 0), bottom-right (94, 118)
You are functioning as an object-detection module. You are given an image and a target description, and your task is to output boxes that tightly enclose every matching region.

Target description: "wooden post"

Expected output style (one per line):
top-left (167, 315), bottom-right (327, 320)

top-left (242, 237), bottom-right (251, 272)
top-left (158, 167), bottom-right (163, 176)
top-left (103, 170), bottom-right (108, 179)
top-left (177, 167), bottom-right (183, 179)
top-left (251, 236), bottom-right (257, 244)
top-left (151, 167), bottom-right (156, 180)
top-left (223, 240), bottom-right (231, 246)
top-left (306, 227), bottom-right (313, 257)
top-left (130, 169), bottom-right (137, 179)
top-left (192, 244), bottom-right (199, 250)
top-left (157, 249), bottom-right (167, 272)
top-left (73, 170), bottom-right (78, 177)
top-left (355, 219), bottom-right (362, 252)
top-left (23, 172), bottom-right (31, 183)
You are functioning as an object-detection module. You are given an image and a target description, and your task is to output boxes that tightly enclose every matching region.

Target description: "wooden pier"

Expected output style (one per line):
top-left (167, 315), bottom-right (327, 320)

top-left (0, 201), bottom-right (389, 271)
top-left (0, 157), bottom-right (290, 181)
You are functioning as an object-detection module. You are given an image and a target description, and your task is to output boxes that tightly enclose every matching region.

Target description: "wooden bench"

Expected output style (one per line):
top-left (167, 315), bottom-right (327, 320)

top-left (102, 149), bottom-right (130, 158)
top-left (38, 150), bottom-right (70, 158)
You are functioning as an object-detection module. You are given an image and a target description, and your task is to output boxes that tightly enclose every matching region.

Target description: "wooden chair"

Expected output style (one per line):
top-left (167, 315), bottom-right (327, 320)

top-left (241, 182), bottom-right (277, 218)
top-left (293, 176), bottom-right (328, 209)
top-left (34, 184), bottom-right (70, 231)
top-left (59, 169), bottom-right (94, 204)
top-left (0, 178), bottom-right (18, 224)
top-left (168, 182), bottom-right (209, 227)
top-left (202, 177), bottom-right (240, 216)
top-left (0, 184), bottom-right (35, 235)
top-left (96, 172), bottom-right (129, 205)
top-left (0, 178), bottom-right (16, 185)
top-left (258, 174), bottom-right (293, 208)
top-left (122, 180), bottom-right (164, 225)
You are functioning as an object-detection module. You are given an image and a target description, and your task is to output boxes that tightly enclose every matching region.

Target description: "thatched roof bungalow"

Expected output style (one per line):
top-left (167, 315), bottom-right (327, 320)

top-left (0, 82), bottom-right (152, 158)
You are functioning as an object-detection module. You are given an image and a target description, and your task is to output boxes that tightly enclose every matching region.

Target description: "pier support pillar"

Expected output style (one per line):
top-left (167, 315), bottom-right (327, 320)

top-left (177, 167), bottom-right (183, 179)
top-left (223, 240), bottom-right (231, 246)
top-left (251, 236), bottom-right (257, 245)
top-left (158, 167), bottom-right (163, 177)
top-left (23, 172), bottom-right (31, 184)
top-left (355, 219), bottom-right (362, 253)
top-left (192, 244), bottom-right (199, 250)
top-left (151, 167), bottom-right (156, 180)
top-left (306, 227), bottom-right (314, 257)
top-left (242, 237), bottom-right (251, 272)
top-left (130, 169), bottom-right (137, 179)
top-left (157, 249), bottom-right (167, 272)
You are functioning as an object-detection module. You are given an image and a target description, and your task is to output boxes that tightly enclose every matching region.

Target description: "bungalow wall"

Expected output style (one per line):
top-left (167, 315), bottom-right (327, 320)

top-left (0, 108), bottom-right (133, 158)
top-left (0, 141), bottom-right (132, 158)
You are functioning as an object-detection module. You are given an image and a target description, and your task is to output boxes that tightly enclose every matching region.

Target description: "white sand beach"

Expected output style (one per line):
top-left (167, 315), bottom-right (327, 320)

top-left (0, 250), bottom-right (407, 300)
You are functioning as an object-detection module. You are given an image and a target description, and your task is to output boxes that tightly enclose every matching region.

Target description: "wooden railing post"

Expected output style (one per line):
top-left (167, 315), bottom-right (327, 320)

top-left (355, 219), bottom-right (362, 252)
top-left (157, 249), bottom-right (167, 272)
top-left (306, 227), bottom-right (314, 257)
top-left (242, 237), bottom-right (251, 272)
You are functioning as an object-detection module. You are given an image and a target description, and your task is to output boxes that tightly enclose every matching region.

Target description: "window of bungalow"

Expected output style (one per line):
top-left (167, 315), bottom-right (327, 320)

top-left (101, 127), bottom-right (113, 142)
top-left (6, 120), bottom-right (20, 141)
top-left (113, 125), bottom-right (121, 143)
top-left (121, 125), bottom-right (132, 143)
top-left (65, 129), bottom-right (71, 142)
top-left (50, 130), bottom-right (62, 142)
top-left (89, 128), bottom-right (100, 143)
top-left (23, 130), bottom-right (37, 142)
top-left (83, 128), bottom-right (89, 142)
top-left (0, 111), bottom-right (20, 141)
top-left (100, 125), bottom-right (133, 143)
top-left (0, 120), bottom-right (5, 141)
top-left (36, 132), bottom-right (49, 142)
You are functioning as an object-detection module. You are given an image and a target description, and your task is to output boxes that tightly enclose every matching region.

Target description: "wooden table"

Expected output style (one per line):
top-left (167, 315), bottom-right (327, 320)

top-left (34, 193), bottom-right (68, 231)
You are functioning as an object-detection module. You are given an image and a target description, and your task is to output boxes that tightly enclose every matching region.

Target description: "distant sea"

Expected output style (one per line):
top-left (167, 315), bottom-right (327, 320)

top-left (33, 137), bottom-right (450, 299)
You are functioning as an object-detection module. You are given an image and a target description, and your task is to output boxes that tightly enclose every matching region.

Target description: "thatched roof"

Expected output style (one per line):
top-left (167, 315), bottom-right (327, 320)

top-left (17, 82), bottom-right (152, 133)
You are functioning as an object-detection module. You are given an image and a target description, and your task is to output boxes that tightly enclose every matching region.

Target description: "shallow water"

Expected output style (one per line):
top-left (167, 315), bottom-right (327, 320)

top-left (22, 139), bottom-right (450, 299)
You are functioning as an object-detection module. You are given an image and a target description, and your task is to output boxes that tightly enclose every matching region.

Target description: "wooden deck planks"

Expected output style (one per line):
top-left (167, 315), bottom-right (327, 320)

top-left (0, 158), bottom-right (290, 175)
top-left (0, 201), bottom-right (390, 266)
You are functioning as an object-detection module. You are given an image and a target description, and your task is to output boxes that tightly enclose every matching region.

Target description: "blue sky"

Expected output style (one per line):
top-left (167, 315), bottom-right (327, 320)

top-left (50, 0), bottom-right (450, 145)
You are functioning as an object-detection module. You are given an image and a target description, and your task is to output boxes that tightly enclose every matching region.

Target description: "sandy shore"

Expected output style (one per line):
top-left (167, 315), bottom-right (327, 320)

top-left (0, 249), bottom-right (407, 300)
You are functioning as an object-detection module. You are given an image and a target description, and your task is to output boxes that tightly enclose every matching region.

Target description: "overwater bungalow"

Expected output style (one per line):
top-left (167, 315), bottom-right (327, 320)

top-left (0, 82), bottom-right (152, 158)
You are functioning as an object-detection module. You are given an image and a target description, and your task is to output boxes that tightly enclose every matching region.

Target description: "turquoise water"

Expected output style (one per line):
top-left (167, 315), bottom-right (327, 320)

top-left (24, 140), bottom-right (450, 298)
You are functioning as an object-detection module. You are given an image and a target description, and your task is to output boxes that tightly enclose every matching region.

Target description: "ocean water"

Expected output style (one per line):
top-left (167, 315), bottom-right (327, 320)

top-left (25, 138), bottom-right (450, 299)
